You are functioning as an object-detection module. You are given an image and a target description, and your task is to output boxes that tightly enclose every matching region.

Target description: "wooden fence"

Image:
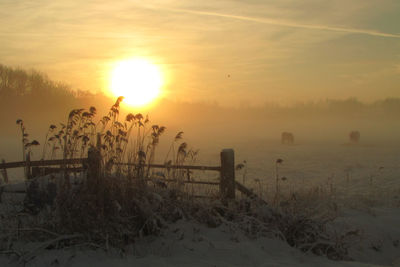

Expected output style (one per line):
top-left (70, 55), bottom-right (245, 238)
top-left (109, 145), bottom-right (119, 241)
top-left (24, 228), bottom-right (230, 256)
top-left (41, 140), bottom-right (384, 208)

top-left (0, 149), bottom-right (260, 201)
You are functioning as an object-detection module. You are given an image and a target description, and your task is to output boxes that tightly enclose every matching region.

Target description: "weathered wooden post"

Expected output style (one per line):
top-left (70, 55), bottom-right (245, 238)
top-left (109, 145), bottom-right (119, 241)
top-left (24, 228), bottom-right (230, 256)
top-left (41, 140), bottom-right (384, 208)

top-left (96, 133), bottom-right (102, 150)
top-left (220, 149), bottom-right (235, 201)
top-left (87, 133), bottom-right (102, 181)
top-left (87, 136), bottom-right (104, 217)
top-left (1, 159), bottom-right (8, 184)
top-left (87, 147), bottom-right (102, 188)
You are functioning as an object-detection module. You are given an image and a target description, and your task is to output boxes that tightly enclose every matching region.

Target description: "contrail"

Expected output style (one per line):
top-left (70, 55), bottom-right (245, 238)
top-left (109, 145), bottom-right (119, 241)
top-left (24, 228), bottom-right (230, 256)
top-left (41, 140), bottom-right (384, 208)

top-left (157, 6), bottom-right (400, 39)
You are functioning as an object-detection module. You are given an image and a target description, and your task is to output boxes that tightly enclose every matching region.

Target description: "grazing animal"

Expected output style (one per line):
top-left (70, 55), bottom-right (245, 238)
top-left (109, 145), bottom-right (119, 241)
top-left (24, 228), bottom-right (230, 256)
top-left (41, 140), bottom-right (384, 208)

top-left (349, 131), bottom-right (360, 143)
top-left (281, 132), bottom-right (294, 144)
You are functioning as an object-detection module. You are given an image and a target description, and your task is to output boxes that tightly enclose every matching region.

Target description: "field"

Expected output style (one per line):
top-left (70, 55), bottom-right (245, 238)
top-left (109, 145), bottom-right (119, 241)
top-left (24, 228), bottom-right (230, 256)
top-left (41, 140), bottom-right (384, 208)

top-left (1, 134), bottom-right (399, 266)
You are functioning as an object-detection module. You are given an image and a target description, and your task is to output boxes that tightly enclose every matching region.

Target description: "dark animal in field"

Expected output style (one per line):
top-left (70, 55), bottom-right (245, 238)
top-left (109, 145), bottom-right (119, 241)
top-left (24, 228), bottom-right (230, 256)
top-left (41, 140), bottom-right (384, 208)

top-left (349, 131), bottom-right (360, 143)
top-left (281, 132), bottom-right (294, 144)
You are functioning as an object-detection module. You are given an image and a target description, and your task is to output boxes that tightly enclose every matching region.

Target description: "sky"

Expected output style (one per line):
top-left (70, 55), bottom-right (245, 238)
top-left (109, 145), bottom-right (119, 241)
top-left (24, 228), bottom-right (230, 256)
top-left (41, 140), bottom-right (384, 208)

top-left (0, 0), bottom-right (399, 106)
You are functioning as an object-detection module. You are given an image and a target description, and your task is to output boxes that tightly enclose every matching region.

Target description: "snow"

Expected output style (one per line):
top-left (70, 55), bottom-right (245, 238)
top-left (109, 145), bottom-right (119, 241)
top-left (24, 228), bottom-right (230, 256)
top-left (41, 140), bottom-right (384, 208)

top-left (1, 142), bottom-right (400, 266)
top-left (2, 218), bottom-right (396, 267)
top-left (335, 207), bottom-right (400, 266)
top-left (1, 204), bottom-right (399, 267)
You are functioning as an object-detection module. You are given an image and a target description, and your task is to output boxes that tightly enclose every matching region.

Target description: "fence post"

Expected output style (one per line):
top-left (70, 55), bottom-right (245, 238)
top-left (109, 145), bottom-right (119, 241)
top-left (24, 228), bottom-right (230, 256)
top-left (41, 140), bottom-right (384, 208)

top-left (220, 149), bottom-right (235, 201)
top-left (1, 159), bottom-right (8, 184)
top-left (96, 133), bottom-right (102, 150)
top-left (87, 147), bottom-right (102, 187)
top-left (87, 145), bottom-right (104, 218)
top-left (87, 133), bottom-right (103, 185)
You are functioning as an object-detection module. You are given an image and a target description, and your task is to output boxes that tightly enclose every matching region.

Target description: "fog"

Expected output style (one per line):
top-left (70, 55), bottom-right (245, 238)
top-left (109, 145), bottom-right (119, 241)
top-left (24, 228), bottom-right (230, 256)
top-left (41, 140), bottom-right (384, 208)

top-left (1, 64), bottom-right (400, 167)
top-left (1, 66), bottom-right (400, 160)
top-left (2, 91), bottom-right (400, 201)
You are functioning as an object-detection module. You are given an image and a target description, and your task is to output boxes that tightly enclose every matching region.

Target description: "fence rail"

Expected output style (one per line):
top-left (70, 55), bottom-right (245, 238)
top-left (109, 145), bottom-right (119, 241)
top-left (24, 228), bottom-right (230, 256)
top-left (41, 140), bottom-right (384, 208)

top-left (117, 162), bottom-right (221, 171)
top-left (149, 178), bottom-right (220, 185)
top-left (0, 159), bottom-right (221, 172)
top-left (0, 158), bottom-right (87, 169)
top-left (0, 149), bottom-right (265, 202)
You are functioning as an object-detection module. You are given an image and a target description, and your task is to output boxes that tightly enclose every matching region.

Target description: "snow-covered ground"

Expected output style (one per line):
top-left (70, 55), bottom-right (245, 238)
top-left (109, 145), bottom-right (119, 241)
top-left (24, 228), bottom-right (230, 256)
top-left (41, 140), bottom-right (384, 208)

top-left (192, 141), bottom-right (400, 206)
top-left (1, 208), bottom-right (399, 267)
top-left (1, 141), bottom-right (400, 266)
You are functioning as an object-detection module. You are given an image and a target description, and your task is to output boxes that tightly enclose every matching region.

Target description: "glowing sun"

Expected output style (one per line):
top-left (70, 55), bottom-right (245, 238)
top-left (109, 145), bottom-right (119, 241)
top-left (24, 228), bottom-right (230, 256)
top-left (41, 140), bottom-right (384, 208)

top-left (110, 59), bottom-right (163, 107)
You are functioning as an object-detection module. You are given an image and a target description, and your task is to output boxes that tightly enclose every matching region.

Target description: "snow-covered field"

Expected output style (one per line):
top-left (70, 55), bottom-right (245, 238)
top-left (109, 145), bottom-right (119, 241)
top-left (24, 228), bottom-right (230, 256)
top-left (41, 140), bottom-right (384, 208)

top-left (1, 140), bottom-right (400, 266)
top-left (0, 208), bottom-right (399, 267)
top-left (195, 141), bottom-right (400, 205)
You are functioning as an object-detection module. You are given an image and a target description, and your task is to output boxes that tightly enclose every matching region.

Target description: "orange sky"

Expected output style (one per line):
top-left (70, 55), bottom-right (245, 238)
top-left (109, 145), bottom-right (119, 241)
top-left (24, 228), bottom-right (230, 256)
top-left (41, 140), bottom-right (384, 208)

top-left (0, 0), bottom-right (399, 106)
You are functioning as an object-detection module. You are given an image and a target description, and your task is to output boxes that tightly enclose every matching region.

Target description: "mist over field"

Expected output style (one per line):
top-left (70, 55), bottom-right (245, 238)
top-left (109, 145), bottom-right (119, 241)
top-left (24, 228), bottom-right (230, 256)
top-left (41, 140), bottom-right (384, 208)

top-left (1, 64), bottom-right (400, 191)
top-left (2, 64), bottom-right (400, 151)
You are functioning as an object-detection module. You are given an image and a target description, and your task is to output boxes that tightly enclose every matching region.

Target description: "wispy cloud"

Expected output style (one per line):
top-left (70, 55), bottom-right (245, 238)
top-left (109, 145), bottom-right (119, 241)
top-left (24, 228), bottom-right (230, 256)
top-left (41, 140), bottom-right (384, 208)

top-left (154, 6), bottom-right (400, 39)
top-left (1, 0), bottom-right (399, 104)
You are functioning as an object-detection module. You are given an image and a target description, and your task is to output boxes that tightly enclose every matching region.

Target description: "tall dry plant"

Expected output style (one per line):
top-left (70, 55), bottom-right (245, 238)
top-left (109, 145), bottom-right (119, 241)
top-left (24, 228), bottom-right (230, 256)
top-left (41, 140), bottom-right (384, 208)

top-left (274, 158), bottom-right (283, 205)
top-left (16, 119), bottom-right (40, 160)
top-left (39, 97), bottom-right (198, 183)
top-left (41, 124), bottom-right (57, 160)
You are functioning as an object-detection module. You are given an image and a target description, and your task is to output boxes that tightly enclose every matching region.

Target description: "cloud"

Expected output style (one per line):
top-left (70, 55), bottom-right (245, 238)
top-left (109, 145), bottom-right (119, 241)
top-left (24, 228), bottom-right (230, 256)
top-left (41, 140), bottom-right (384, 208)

top-left (1, 0), bottom-right (399, 103)
top-left (152, 6), bottom-right (400, 39)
